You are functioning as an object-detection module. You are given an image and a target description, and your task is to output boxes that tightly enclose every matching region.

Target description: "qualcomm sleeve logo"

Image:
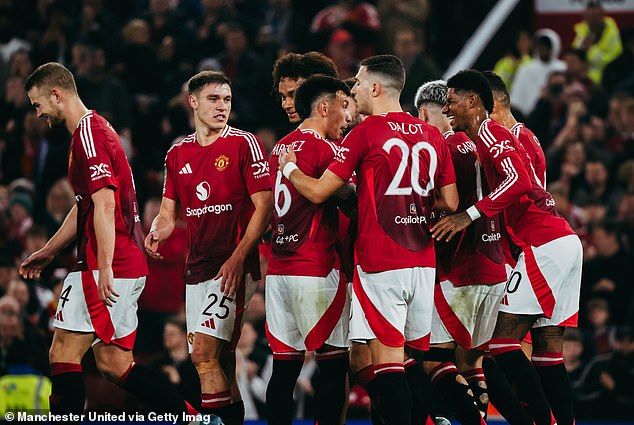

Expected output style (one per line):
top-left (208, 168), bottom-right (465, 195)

top-left (90, 163), bottom-right (111, 181)
top-left (196, 181), bottom-right (211, 201)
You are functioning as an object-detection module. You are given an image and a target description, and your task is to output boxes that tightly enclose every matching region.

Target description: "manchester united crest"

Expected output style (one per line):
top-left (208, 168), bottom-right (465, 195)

top-left (214, 155), bottom-right (229, 171)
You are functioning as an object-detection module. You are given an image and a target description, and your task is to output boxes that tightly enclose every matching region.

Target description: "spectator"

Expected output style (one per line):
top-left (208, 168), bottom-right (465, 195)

top-left (7, 191), bottom-right (33, 247)
top-left (602, 28), bottom-right (634, 95)
top-left (42, 178), bottom-right (74, 237)
top-left (582, 221), bottom-right (634, 325)
top-left (149, 316), bottom-right (200, 409)
top-left (584, 297), bottom-right (615, 356)
top-left (527, 70), bottom-right (569, 148)
top-left (136, 197), bottom-right (186, 353)
top-left (493, 29), bottom-right (532, 89)
top-left (257, 0), bottom-right (309, 59)
top-left (572, 1), bottom-right (623, 84)
top-left (573, 157), bottom-right (621, 215)
top-left (377, 0), bottom-right (429, 54)
top-left (215, 23), bottom-right (266, 130)
top-left (310, 0), bottom-right (380, 59)
top-left (325, 29), bottom-right (357, 80)
top-left (598, 326), bottom-right (634, 419)
top-left (511, 29), bottom-right (566, 117)
top-left (235, 321), bottom-right (271, 419)
top-left (72, 37), bottom-right (133, 150)
top-left (392, 26), bottom-right (441, 114)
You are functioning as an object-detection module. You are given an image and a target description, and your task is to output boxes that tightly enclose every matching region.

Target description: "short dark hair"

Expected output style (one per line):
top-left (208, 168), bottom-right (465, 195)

top-left (360, 54), bottom-right (405, 92)
top-left (446, 69), bottom-right (494, 114)
top-left (25, 62), bottom-right (77, 93)
top-left (187, 71), bottom-right (231, 95)
top-left (482, 70), bottom-right (510, 108)
top-left (535, 35), bottom-right (553, 49)
top-left (294, 75), bottom-right (350, 120)
top-left (271, 51), bottom-right (337, 93)
top-left (344, 77), bottom-right (356, 91)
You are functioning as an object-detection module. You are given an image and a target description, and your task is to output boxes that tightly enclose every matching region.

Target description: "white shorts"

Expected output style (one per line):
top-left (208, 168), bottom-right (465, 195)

top-left (53, 271), bottom-right (146, 350)
top-left (265, 269), bottom-right (350, 353)
top-left (431, 280), bottom-right (505, 349)
top-left (186, 274), bottom-right (257, 352)
top-left (350, 265), bottom-right (434, 350)
top-left (499, 234), bottom-right (582, 328)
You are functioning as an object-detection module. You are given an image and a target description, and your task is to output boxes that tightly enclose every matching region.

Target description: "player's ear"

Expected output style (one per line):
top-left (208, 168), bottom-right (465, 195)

top-left (318, 100), bottom-right (328, 117)
top-left (371, 81), bottom-right (381, 97)
top-left (50, 88), bottom-right (62, 104)
top-left (188, 94), bottom-right (198, 110)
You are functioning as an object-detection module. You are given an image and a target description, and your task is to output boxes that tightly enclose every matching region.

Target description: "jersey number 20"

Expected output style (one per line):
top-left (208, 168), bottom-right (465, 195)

top-left (383, 138), bottom-right (437, 196)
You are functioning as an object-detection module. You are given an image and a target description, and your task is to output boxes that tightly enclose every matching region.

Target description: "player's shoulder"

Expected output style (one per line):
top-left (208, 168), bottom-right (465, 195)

top-left (75, 111), bottom-right (118, 158)
top-left (225, 125), bottom-right (266, 160)
top-left (479, 118), bottom-right (512, 143)
top-left (166, 133), bottom-right (197, 157)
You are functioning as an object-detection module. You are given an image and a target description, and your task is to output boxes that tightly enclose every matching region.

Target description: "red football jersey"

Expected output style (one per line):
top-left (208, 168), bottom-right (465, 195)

top-left (328, 112), bottom-right (456, 272)
top-left (268, 128), bottom-right (340, 277)
top-left (434, 131), bottom-right (506, 286)
top-left (511, 122), bottom-right (547, 188)
top-left (68, 111), bottom-right (148, 278)
top-left (475, 119), bottom-right (574, 249)
top-left (163, 126), bottom-right (271, 284)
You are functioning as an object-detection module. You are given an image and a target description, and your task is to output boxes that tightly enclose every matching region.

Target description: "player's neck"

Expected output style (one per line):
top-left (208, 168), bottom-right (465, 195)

top-left (498, 109), bottom-right (518, 129)
top-left (370, 98), bottom-right (402, 116)
top-left (299, 118), bottom-right (326, 139)
top-left (465, 110), bottom-right (488, 141)
top-left (196, 124), bottom-right (225, 146)
top-left (65, 97), bottom-right (90, 134)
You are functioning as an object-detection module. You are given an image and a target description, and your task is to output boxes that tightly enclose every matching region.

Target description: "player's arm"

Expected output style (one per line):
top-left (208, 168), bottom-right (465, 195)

top-left (474, 150), bottom-right (531, 218)
top-left (92, 187), bottom-right (119, 306)
top-left (145, 197), bottom-right (178, 261)
top-left (217, 190), bottom-right (273, 296)
top-left (19, 205), bottom-right (78, 280)
top-left (435, 183), bottom-right (458, 213)
top-left (279, 146), bottom-right (346, 203)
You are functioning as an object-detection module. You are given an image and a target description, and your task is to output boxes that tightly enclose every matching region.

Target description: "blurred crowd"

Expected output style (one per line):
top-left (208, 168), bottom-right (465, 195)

top-left (0, 0), bottom-right (633, 421)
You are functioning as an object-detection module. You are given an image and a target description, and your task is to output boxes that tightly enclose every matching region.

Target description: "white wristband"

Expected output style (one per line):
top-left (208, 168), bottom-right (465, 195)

top-left (466, 205), bottom-right (481, 221)
top-left (282, 162), bottom-right (299, 179)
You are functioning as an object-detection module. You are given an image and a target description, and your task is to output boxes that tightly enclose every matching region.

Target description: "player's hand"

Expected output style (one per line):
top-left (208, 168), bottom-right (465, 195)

top-left (144, 231), bottom-right (164, 260)
top-left (278, 145), bottom-right (297, 172)
top-left (430, 211), bottom-right (473, 242)
top-left (19, 248), bottom-right (55, 280)
top-left (98, 267), bottom-right (119, 307)
top-left (215, 254), bottom-right (245, 297)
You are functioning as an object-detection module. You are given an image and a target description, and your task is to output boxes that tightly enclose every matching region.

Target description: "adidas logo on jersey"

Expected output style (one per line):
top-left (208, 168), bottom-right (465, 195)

top-left (179, 163), bottom-right (193, 174)
top-left (200, 318), bottom-right (215, 329)
top-left (54, 311), bottom-right (64, 322)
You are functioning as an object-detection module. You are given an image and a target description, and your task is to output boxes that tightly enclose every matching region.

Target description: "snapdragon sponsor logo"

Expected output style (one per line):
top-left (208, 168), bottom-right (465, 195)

top-left (186, 203), bottom-right (233, 217)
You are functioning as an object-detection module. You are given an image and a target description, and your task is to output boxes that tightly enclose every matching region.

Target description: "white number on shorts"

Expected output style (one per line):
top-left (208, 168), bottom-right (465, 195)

top-left (60, 285), bottom-right (72, 308)
top-left (202, 293), bottom-right (234, 319)
top-left (506, 272), bottom-right (522, 294)
top-left (383, 138), bottom-right (437, 196)
top-left (274, 170), bottom-right (292, 217)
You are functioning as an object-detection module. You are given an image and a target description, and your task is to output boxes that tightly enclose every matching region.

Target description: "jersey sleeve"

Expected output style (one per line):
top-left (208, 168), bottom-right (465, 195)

top-left (76, 126), bottom-right (119, 195)
top-left (433, 132), bottom-right (456, 188)
top-left (327, 128), bottom-right (366, 181)
top-left (162, 151), bottom-right (178, 201)
top-left (240, 133), bottom-right (272, 195)
top-left (476, 130), bottom-right (531, 217)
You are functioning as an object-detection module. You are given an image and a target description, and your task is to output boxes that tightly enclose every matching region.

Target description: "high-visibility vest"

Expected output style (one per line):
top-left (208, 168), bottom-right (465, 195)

top-left (0, 374), bottom-right (52, 414)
